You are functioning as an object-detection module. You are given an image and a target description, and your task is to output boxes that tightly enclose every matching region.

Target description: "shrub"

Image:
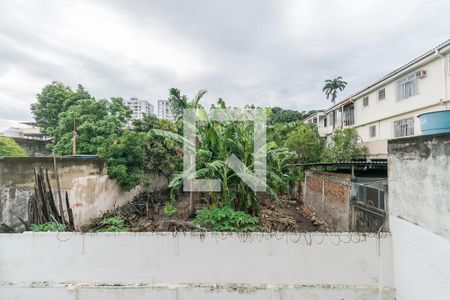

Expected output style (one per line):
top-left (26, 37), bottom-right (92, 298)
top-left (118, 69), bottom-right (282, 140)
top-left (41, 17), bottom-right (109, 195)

top-left (193, 207), bottom-right (260, 232)
top-left (322, 128), bottom-right (368, 161)
top-left (163, 202), bottom-right (177, 217)
top-left (0, 137), bottom-right (27, 157)
top-left (30, 222), bottom-right (66, 232)
top-left (96, 216), bottom-right (128, 232)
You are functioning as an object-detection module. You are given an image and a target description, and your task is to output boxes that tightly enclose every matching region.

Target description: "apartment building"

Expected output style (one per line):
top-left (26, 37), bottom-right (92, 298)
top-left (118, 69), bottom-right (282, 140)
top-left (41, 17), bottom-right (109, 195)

top-left (157, 99), bottom-right (174, 120)
top-left (125, 98), bottom-right (154, 120)
top-left (307, 39), bottom-right (450, 157)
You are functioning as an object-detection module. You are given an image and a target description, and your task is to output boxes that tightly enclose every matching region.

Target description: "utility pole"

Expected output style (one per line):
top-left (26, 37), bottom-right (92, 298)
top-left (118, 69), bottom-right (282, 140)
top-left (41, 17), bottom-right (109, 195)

top-left (72, 116), bottom-right (77, 155)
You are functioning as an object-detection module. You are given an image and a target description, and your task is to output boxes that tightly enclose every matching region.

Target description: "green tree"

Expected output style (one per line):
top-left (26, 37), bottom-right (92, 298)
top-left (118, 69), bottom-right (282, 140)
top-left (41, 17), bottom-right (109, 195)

top-left (322, 128), bottom-right (368, 161)
top-left (31, 82), bottom-right (91, 136)
top-left (98, 130), bottom-right (147, 191)
top-left (270, 107), bottom-right (305, 124)
top-left (322, 77), bottom-right (347, 104)
top-left (133, 114), bottom-right (182, 181)
top-left (156, 96), bottom-right (296, 214)
top-left (52, 97), bottom-right (131, 155)
top-left (168, 88), bottom-right (207, 121)
top-left (284, 123), bottom-right (323, 163)
top-left (0, 137), bottom-right (27, 156)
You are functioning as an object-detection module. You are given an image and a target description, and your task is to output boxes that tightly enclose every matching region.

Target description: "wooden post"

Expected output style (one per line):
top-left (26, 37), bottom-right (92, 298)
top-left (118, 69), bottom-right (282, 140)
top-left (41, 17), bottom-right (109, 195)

top-left (53, 153), bottom-right (64, 223)
top-left (72, 116), bottom-right (77, 155)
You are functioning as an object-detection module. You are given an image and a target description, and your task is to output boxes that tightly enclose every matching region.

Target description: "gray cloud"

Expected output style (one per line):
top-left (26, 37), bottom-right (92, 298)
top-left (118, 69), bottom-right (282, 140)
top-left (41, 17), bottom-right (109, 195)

top-left (0, 0), bottom-right (449, 130)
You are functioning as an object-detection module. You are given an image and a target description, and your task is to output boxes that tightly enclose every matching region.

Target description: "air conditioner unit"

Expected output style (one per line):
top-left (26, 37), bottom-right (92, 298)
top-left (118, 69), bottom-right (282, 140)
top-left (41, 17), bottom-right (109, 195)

top-left (416, 70), bottom-right (427, 78)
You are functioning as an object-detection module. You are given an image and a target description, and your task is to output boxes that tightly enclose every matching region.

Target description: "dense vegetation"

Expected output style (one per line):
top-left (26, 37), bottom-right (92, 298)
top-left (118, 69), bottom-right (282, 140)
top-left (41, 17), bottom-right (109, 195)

top-left (30, 82), bottom-right (365, 218)
top-left (0, 137), bottom-right (27, 157)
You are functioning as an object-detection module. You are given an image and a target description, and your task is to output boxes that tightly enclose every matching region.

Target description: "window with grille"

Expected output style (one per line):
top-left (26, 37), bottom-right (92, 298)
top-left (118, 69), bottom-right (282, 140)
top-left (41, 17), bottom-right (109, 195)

top-left (378, 88), bottom-right (386, 100)
top-left (343, 106), bottom-right (354, 126)
top-left (394, 117), bottom-right (414, 138)
top-left (397, 73), bottom-right (419, 100)
top-left (369, 125), bottom-right (376, 138)
top-left (356, 185), bottom-right (385, 210)
top-left (363, 97), bottom-right (369, 107)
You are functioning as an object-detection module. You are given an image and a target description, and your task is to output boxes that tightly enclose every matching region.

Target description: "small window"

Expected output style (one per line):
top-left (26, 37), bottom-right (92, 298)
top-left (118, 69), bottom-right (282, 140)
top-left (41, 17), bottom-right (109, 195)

top-left (393, 117), bottom-right (414, 138)
top-left (369, 125), bottom-right (376, 138)
top-left (397, 73), bottom-right (419, 100)
top-left (363, 97), bottom-right (369, 107)
top-left (323, 118), bottom-right (327, 127)
top-left (378, 88), bottom-right (386, 101)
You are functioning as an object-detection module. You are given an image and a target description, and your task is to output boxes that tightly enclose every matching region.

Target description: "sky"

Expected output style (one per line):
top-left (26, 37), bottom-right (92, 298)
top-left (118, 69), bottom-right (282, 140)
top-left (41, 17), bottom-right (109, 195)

top-left (0, 0), bottom-right (449, 131)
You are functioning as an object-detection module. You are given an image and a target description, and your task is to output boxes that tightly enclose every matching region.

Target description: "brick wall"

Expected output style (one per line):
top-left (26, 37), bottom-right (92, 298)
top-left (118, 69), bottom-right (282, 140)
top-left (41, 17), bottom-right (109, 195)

top-left (304, 170), bottom-right (351, 231)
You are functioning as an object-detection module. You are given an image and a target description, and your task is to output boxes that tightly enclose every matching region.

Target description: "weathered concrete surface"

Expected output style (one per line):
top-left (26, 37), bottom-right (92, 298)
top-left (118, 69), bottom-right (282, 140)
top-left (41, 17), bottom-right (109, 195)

top-left (0, 232), bottom-right (395, 299)
top-left (11, 137), bottom-right (50, 157)
top-left (388, 132), bottom-right (450, 300)
top-left (388, 132), bottom-right (450, 240)
top-left (304, 170), bottom-right (352, 231)
top-left (390, 216), bottom-right (450, 300)
top-left (0, 157), bottom-right (167, 231)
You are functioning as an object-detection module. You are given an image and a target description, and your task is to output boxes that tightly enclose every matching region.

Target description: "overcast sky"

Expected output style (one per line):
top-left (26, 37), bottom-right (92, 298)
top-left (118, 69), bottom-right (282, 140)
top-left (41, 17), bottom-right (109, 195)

top-left (1, 0), bottom-right (449, 130)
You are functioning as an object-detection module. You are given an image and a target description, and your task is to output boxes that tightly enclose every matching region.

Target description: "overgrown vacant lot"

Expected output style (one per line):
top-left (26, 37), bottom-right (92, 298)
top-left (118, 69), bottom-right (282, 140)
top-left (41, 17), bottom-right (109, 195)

top-left (83, 190), bottom-right (325, 233)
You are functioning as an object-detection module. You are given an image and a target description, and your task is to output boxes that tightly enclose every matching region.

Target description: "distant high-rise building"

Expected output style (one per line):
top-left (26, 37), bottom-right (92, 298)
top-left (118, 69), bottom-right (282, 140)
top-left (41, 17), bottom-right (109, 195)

top-left (125, 98), bottom-right (154, 120)
top-left (157, 100), bottom-right (174, 120)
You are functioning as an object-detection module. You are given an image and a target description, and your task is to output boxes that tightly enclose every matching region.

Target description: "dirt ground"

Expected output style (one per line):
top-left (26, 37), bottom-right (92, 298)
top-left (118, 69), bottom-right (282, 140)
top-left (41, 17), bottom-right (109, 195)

top-left (84, 190), bottom-right (328, 232)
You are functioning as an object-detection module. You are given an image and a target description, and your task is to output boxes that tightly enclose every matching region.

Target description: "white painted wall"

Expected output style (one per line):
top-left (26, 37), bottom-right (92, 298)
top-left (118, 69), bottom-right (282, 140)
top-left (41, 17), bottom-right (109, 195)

top-left (388, 133), bottom-right (450, 300)
top-left (322, 44), bottom-right (450, 155)
top-left (0, 232), bottom-right (395, 300)
top-left (390, 216), bottom-right (450, 300)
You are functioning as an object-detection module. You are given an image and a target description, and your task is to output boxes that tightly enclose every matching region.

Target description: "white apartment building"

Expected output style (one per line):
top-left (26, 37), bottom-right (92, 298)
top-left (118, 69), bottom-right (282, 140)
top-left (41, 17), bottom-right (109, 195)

top-left (125, 98), bottom-right (154, 120)
top-left (307, 39), bottom-right (450, 157)
top-left (157, 99), bottom-right (174, 120)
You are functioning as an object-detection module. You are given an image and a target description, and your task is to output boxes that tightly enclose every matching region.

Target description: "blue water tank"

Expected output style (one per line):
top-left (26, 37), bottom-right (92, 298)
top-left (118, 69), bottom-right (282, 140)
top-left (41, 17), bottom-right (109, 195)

top-left (418, 110), bottom-right (450, 135)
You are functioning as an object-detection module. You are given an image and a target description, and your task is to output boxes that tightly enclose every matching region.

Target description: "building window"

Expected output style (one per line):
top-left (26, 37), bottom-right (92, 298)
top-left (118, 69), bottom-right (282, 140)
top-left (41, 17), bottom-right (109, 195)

top-left (369, 125), bottom-right (376, 138)
top-left (393, 117), bottom-right (414, 138)
top-left (343, 106), bottom-right (354, 126)
top-left (323, 118), bottom-right (327, 127)
top-left (397, 73), bottom-right (418, 100)
top-left (363, 97), bottom-right (369, 107)
top-left (378, 88), bottom-right (385, 101)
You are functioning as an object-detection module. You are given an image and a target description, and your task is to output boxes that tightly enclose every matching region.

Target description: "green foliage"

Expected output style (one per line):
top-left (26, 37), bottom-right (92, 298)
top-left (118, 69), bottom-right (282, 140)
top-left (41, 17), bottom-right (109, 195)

top-left (322, 128), bottom-right (368, 161)
top-left (284, 123), bottom-right (323, 163)
top-left (193, 207), bottom-right (260, 232)
top-left (0, 137), bottom-right (28, 157)
top-left (133, 114), bottom-right (182, 181)
top-left (98, 130), bottom-right (147, 191)
top-left (97, 216), bottom-right (128, 232)
top-left (30, 222), bottom-right (66, 232)
top-left (52, 97), bottom-right (131, 155)
top-left (159, 94), bottom-right (296, 214)
top-left (270, 107), bottom-right (307, 124)
top-left (31, 82), bottom-right (91, 136)
top-left (163, 202), bottom-right (177, 217)
top-left (322, 76), bottom-right (347, 103)
top-left (168, 88), bottom-right (206, 121)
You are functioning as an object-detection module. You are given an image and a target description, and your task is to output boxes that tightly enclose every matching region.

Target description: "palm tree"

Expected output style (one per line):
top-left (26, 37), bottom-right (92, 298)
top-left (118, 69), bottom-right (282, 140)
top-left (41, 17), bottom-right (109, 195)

top-left (168, 88), bottom-right (207, 121)
top-left (322, 77), bottom-right (347, 104)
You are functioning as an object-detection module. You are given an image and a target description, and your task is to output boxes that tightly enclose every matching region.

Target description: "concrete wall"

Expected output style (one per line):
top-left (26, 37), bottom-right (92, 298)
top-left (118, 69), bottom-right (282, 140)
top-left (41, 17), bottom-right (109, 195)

top-left (0, 157), bottom-right (167, 231)
top-left (303, 170), bottom-right (351, 231)
top-left (388, 132), bottom-right (450, 299)
top-left (388, 133), bottom-right (450, 240)
top-left (0, 232), bottom-right (395, 300)
top-left (11, 137), bottom-right (50, 157)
